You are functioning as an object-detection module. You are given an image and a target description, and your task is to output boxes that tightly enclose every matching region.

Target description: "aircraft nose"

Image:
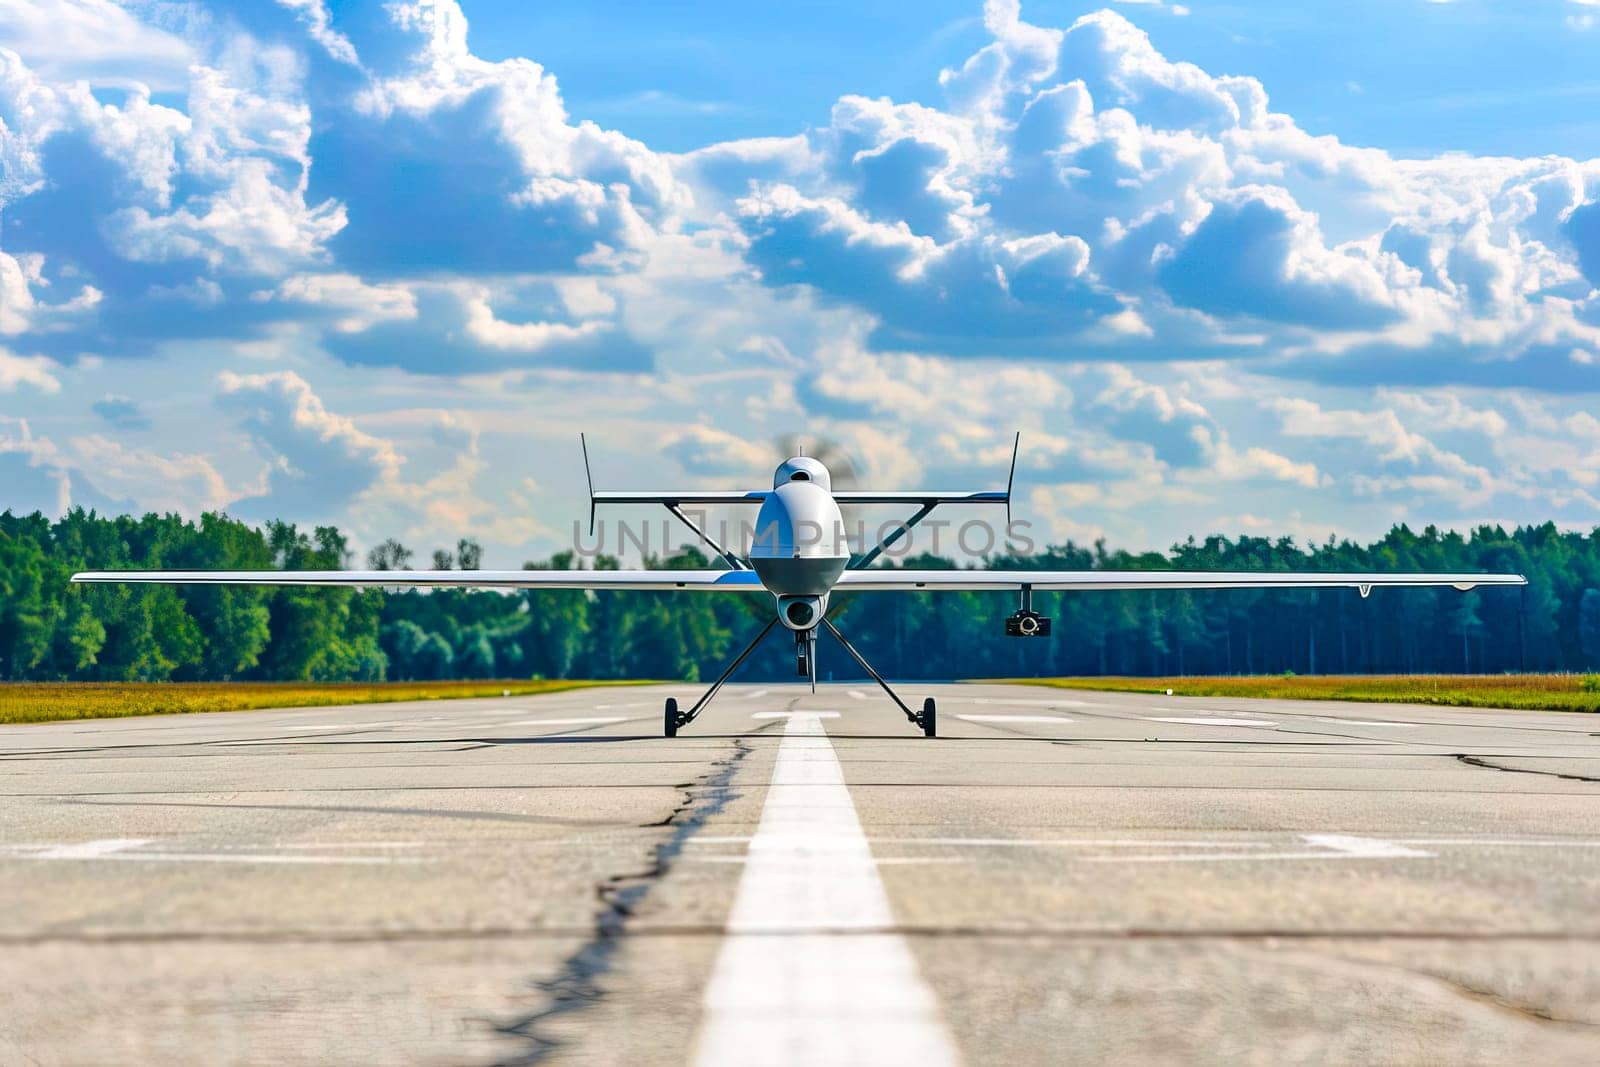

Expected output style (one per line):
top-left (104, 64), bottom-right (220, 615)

top-left (750, 482), bottom-right (847, 560)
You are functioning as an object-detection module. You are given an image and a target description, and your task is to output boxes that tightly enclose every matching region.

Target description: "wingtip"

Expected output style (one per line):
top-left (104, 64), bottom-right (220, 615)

top-left (1005, 430), bottom-right (1020, 526)
top-left (580, 432), bottom-right (596, 537)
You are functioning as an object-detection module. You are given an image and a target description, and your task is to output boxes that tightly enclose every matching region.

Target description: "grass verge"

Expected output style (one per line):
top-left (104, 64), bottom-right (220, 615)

top-left (0, 679), bottom-right (657, 726)
top-left (995, 674), bottom-right (1600, 713)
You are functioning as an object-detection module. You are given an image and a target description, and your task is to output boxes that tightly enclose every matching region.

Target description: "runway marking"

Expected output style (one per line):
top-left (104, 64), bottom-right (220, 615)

top-left (278, 842), bottom-right (428, 849)
top-left (970, 697), bottom-right (1092, 708)
top-left (84, 852), bottom-right (421, 865)
top-left (0, 840), bottom-right (420, 865)
top-left (1302, 834), bottom-right (1431, 858)
top-left (1396, 838), bottom-right (1600, 847)
top-left (957, 714), bottom-right (1076, 725)
top-left (752, 711), bottom-right (840, 719)
top-left (1149, 716), bottom-right (1279, 728)
top-left (282, 719), bottom-right (414, 731)
top-left (691, 837), bottom-right (1270, 849)
top-left (692, 713), bottom-right (958, 1066)
top-left (1084, 834), bottom-right (1433, 864)
top-left (688, 855), bottom-right (965, 866)
top-left (506, 717), bottom-right (629, 727)
top-left (24, 839), bottom-right (148, 859)
top-left (1318, 718), bottom-right (1423, 728)
top-left (741, 690), bottom-right (770, 699)
top-left (847, 690), bottom-right (868, 700)
top-left (864, 838), bottom-right (1271, 849)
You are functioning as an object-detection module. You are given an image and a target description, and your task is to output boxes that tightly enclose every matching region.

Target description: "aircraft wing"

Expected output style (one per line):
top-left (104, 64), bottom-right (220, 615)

top-left (71, 569), bottom-right (767, 591)
top-left (71, 567), bottom-right (1528, 594)
top-left (831, 491), bottom-right (1008, 505)
top-left (590, 491), bottom-right (769, 505)
top-left (588, 490), bottom-right (1008, 505)
top-left (834, 569), bottom-right (1528, 593)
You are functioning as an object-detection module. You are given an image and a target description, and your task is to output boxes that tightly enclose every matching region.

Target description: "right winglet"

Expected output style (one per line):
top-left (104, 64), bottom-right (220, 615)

top-left (1005, 430), bottom-right (1019, 527)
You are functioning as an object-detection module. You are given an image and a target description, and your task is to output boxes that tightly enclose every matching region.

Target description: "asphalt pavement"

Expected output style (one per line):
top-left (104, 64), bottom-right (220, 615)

top-left (3, 681), bottom-right (1599, 1065)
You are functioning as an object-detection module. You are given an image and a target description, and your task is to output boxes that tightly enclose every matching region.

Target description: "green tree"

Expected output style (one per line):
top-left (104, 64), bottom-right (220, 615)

top-left (0, 529), bottom-right (57, 678)
top-left (1580, 589), bottom-right (1600, 667)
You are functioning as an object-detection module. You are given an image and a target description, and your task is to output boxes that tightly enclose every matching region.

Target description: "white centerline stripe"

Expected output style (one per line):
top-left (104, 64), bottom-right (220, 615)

top-left (693, 713), bottom-right (958, 1067)
top-left (1149, 716), bottom-right (1279, 728)
top-left (956, 714), bottom-right (1076, 725)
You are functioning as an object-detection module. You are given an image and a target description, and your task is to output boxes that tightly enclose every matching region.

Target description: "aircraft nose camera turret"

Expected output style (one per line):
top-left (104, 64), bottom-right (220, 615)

top-left (778, 595), bottom-right (825, 631)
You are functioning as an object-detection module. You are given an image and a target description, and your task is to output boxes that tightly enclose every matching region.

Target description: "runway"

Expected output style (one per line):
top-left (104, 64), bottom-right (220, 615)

top-left (3, 682), bottom-right (1600, 1065)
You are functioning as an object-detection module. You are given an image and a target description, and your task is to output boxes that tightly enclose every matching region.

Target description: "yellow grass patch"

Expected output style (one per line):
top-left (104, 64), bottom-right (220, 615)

top-left (0, 679), bottom-right (655, 725)
top-left (996, 674), bottom-right (1600, 713)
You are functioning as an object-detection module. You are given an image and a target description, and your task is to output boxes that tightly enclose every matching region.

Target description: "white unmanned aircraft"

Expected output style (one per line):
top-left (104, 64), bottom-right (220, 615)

top-left (74, 434), bottom-right (1526, 737)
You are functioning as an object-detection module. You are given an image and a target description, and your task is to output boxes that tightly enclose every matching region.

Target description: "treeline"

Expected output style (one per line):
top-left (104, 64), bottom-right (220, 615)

top-left (4, 509), bottom-right (1600, 683)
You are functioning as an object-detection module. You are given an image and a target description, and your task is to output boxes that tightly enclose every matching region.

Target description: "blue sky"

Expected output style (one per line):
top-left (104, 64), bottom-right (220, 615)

top-left (2, 0), bottom-right (1599, 563)
top-left (485, 0), bottom-right (1600, 157)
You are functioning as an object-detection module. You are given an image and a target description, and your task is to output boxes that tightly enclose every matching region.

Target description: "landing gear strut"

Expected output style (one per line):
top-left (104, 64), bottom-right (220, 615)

top-left (663, 617), bottom-right (779, 736)
top-left (663, 615), bottom-right (937, 738)
top-left (820, 617), bottom-right (937, 737)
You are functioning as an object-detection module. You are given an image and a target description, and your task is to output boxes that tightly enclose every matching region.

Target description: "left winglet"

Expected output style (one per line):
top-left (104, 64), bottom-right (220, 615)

top-left (581, 432), bottom-right (597, 536)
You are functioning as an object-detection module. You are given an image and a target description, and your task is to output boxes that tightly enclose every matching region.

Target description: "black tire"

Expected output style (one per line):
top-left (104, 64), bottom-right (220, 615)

top-left (921, 697), bottom-right (937, 738)
top-left (664, 697), bottom-right (679, 738)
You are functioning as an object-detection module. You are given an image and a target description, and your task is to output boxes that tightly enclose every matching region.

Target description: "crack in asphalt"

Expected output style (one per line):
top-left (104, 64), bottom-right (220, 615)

top-left (1258, 942), bottom-right (1600, 1036)
top-left (485, 737), bottom-right (752, 1065)
top-left (1454, 754), bottom-right (1600, 783)
top-left (1425, 972), bottom-right (1599, 1029)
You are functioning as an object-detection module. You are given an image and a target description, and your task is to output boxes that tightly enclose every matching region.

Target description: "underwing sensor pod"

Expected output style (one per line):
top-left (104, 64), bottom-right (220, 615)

top-left (72, 431), bottom-right (1528, 740)
top-left (1004, 610), bottom-right (1051, 638)
top-left (1004, 586), bottom-right (1051, 637)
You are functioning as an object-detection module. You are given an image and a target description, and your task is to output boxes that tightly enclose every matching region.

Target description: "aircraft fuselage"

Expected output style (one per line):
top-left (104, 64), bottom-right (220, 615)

top-left (749, 457), bottom-right (848, 629)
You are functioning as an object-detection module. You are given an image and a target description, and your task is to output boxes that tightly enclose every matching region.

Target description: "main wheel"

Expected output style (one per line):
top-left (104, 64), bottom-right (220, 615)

top-left (921, 697), bottom-right (937, 738)
top-left (664, 697), bottom-right (679, 738)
